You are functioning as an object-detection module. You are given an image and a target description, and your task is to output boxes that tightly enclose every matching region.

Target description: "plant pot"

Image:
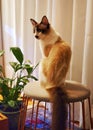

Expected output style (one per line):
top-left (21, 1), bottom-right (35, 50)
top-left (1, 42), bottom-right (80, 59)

top-left (1, 110), bottom-right (20, 130)
top-left (0, 105), bottom-right (27, 130)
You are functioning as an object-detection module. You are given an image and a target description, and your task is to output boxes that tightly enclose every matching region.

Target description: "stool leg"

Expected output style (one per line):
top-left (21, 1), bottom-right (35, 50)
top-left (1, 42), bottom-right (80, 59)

top-left (18, 96), bottom-right (29, 130)
top-left (72, 103), bottom-right (75, 130)
top-left (43, 102), bottom-right (47, 128)
top-left (88, 97), bottom-right (92, 129)
top-left (68, 103), bottom-right (71, 129)
top-left (81, 101), bottom-right (85, 129)
top-left (30, 99), bottom-right (35, 129)
top-left (20, 106), bottom-right (27, 130)
top-left (34, 101), bottom-right (40, 130)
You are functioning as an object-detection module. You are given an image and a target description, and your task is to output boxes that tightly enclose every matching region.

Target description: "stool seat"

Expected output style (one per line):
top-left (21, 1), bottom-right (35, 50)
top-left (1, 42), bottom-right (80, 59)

top-left (24, 80), bottom-right (90, 103)
top-left (24, 81), bottom-right (49, 101)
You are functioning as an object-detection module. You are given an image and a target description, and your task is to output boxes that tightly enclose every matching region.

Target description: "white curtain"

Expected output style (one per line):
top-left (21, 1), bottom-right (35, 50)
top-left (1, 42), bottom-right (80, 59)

top-left (1, 0), bottom-right (93, 128)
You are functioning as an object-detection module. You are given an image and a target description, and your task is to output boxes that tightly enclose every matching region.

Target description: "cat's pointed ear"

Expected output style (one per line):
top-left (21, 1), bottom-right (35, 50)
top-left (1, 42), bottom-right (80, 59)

top-left (41, 16), bottom-right (49, 25)
top-left (30, 19), bottom-right (37, 26)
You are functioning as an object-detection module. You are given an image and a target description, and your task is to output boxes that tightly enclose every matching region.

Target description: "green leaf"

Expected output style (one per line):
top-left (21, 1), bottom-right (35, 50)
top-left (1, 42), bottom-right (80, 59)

top-left (0, 50), bottom-right (4, 57)
top-left (30, 75), bottom-right (38, 81)
top-left (10, 47), bottom-right (24, 64)
top-left (23, 64), bottom-right (33, 75)
top-left (17, 76), bottom-right (29, 86)
top-left (9, 62), bottom-right (22, 72)
top-left (32, 62), bottom-right (39, 72)
top-left (0, 65), bottom-right (3, 72)
top-left (8, 100), bottom-right (16, 107)
top-left (20, 77), bottom-right (29, 83)
top-left (15, 64), bottom-right (22, 71)
top-left (0, 83), bottom-right (9, 97)
top-left (26, 67), bottom-right (33, 75)
top-left (9, 62), bottom-right (18, 71)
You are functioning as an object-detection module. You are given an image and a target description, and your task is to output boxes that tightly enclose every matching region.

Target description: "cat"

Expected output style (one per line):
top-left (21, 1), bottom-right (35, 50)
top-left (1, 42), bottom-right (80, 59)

top-left (30, 16), bottom-right (71, 130)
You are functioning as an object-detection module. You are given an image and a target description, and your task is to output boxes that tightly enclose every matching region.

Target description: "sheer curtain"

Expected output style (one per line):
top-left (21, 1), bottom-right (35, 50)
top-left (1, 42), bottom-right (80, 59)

top-left (1, 0), bottom-right (93, 128)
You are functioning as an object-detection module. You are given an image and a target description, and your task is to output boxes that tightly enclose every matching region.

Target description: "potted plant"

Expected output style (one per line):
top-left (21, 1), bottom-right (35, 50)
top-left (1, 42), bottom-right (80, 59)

top-left (0, 47), bottom-right (38, 130)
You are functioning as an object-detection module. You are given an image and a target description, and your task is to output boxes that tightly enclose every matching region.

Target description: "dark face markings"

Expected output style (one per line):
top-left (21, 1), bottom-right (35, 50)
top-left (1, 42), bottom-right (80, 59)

top-left (34, 23), bottom-right (50, 34)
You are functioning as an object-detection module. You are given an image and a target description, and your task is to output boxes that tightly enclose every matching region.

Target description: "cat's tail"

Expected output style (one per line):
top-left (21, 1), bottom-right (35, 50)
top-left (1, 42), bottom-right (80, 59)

top-left (48, 86), bottom-right (68, 130)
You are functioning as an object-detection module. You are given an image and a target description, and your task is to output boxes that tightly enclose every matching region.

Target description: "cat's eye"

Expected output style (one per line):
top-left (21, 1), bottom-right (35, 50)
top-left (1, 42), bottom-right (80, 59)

top-left (36, 28), bottom-right (42, 32)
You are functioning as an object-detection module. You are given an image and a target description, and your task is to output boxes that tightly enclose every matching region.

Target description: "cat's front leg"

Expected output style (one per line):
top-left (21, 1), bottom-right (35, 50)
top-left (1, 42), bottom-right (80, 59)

top-left (39, 59), bottom-right (48, 88)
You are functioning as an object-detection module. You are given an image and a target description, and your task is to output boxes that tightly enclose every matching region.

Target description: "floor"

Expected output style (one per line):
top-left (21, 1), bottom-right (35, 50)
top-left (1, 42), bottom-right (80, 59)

top-left (25, 104), bottom-right (82, 130)
top-left (24, 101), bottom-right (93, 130)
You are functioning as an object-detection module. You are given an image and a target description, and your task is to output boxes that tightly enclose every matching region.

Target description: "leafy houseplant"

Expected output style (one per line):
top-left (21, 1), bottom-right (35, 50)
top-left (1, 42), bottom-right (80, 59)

top-left (0, 47), bottom-right (38, 130)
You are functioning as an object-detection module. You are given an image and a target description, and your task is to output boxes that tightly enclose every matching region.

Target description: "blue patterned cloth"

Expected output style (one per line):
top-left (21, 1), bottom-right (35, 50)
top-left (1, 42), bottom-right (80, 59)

top-left (25, 106), bottom-right (81, 130)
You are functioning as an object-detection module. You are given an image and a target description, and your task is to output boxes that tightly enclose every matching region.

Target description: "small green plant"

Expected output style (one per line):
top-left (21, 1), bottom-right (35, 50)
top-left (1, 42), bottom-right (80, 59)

top-left (0, 47), bottom-right (38, 111)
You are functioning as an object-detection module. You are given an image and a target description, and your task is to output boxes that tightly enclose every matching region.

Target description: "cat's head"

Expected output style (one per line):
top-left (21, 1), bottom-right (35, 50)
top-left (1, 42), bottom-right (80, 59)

top-left (30, 16), bottom-right (50, 40)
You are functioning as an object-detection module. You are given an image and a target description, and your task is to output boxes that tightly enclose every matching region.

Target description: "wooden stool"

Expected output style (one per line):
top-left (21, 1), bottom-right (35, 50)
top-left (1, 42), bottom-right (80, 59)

top-left (24, 80), bottom-right (92, 130)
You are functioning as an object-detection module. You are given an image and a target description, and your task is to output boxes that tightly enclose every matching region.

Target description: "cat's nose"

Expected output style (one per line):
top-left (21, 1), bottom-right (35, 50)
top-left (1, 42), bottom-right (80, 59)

top-left (35, 35), bottom-right (39, 39)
